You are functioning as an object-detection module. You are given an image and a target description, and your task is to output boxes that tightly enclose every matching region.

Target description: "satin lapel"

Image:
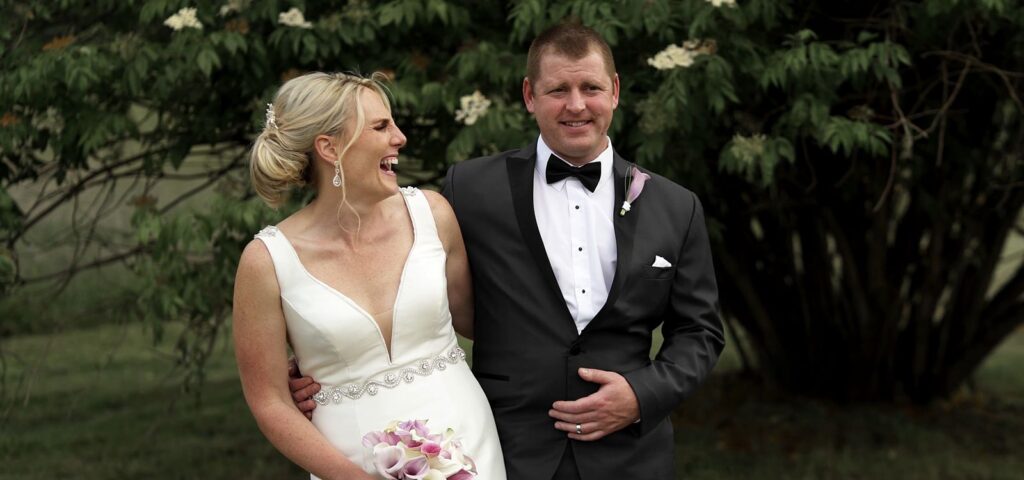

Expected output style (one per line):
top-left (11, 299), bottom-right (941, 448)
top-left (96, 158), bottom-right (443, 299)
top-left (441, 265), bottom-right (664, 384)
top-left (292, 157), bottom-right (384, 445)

top-left (505, 147), bottom-right (577, 334)
top-left (589, 153), bottom-right (638, 327)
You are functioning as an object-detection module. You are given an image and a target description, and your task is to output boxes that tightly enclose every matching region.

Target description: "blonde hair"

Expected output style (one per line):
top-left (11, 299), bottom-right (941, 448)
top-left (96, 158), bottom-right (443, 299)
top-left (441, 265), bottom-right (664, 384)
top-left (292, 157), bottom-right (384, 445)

top-left (249, 72), bottom-right (391, 208)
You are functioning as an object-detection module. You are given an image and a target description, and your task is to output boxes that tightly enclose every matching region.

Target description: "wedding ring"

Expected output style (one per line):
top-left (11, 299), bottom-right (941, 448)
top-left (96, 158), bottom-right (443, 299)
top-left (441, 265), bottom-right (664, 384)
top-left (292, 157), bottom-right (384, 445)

top-left (575, 423), bottom-right (583, 435)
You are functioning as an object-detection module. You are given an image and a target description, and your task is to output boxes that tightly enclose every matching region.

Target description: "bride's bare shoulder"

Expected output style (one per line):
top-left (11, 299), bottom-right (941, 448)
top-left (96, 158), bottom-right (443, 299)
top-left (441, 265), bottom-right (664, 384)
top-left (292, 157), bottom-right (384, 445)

top-left (420, 189), bottom-right (461, 251)
top-left (237, 237), bottom-right (275, 281)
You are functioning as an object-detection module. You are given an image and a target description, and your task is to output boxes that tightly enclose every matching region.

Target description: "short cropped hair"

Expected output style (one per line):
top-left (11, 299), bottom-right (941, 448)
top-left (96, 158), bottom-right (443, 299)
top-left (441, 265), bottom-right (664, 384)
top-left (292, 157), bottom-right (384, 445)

top-left (525, 22), bottom-right (616, 86)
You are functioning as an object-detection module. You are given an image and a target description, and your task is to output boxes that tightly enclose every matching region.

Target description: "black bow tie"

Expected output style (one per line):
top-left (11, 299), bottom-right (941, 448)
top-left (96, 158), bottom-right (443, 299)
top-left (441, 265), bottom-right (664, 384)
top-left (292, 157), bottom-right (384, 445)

top-left (545, 155), bottom-right (601, 192)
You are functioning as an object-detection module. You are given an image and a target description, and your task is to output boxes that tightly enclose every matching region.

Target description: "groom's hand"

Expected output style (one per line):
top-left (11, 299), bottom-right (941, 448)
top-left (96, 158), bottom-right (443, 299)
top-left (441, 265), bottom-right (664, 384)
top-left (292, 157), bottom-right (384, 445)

top-left (287, 356), bottom-right (320, 420)
top-left (549, 368), bottom-right (640, 441)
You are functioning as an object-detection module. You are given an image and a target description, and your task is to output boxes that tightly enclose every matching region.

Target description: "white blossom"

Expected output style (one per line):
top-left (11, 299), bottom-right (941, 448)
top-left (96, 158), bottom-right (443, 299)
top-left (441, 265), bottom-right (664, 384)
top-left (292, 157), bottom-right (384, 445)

top-left (454, 91), bottom-right (492, 126)
top-left (647, 40), bottom-right (707, 70)
top-left (219, 0), bottom-right (248, 16)
top-left (706, 0), bottom-right (737, 7)
top-left (729, 133), bottom-right (768, 163)
top-left (31, 107), bottom-right (65, 132)
top-left (164, 7), bottom-right (203, 31)
top-left (279, 7), bottom-right (314, 29)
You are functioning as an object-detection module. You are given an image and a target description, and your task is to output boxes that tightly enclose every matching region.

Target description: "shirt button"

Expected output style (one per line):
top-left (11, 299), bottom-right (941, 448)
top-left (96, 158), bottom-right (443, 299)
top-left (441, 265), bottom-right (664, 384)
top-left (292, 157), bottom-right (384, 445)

top-left (581, 289), bottom-right (586, 294)
top-left (578, 247), bottom-right (583, 252)
top-left (574, 205), bottom-right (580, 210)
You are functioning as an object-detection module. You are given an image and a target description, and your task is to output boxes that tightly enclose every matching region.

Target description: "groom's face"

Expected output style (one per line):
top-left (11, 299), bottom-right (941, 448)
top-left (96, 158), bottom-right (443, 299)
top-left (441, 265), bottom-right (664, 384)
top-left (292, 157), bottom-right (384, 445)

top-left (523, 48), bottom-right (619, 166)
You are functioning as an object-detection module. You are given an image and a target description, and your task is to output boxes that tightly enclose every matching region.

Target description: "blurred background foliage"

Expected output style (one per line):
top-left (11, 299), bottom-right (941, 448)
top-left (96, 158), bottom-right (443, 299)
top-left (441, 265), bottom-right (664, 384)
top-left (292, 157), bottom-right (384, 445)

top-left (1, 0), bottom-right (1022, 408)
top-left (2, 1), bottom-right (1024, 478)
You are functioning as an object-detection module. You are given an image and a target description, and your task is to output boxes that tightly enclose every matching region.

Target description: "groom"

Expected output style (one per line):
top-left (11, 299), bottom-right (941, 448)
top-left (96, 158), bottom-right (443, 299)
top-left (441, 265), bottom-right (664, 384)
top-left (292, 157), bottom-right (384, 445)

top-left (293, 22), bottom-right (724, 479)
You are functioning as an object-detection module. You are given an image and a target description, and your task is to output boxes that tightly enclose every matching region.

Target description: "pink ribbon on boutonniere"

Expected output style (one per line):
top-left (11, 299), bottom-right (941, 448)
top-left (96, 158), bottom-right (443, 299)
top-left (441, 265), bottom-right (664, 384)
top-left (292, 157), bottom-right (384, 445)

top-left (619, 164), bottom-right (651, 216)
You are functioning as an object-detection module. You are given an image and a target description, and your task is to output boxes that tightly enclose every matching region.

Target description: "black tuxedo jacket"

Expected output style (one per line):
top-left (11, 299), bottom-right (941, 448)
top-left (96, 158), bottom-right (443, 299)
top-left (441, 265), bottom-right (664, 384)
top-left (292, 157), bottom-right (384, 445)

top-left (443, 143), bottom-right (724, 479)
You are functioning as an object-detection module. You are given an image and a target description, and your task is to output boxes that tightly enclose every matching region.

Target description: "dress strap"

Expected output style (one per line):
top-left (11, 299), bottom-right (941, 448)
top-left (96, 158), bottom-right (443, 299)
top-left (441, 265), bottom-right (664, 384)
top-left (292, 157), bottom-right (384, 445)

top-left (253, 225), bottom-right (304, 293)
top-left (399, 187), bottom-right (439, 244)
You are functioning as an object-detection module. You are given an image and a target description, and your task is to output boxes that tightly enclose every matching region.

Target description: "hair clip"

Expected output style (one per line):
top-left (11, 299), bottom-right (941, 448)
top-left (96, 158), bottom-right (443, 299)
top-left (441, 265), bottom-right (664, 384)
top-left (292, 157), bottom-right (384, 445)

top-left (265, 103), bottom-right (277, 130)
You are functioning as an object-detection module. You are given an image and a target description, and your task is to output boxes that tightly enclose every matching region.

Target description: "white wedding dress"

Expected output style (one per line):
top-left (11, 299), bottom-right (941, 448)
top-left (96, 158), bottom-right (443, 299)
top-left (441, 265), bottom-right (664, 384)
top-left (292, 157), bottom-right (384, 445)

top-left (255, 187), bottom-right (506, 479)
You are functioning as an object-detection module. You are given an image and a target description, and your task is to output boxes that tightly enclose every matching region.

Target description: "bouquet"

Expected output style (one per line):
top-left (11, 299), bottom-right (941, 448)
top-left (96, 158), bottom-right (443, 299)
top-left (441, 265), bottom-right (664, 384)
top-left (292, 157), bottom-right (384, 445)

top-left (361, 419), bottom-right (477, 480)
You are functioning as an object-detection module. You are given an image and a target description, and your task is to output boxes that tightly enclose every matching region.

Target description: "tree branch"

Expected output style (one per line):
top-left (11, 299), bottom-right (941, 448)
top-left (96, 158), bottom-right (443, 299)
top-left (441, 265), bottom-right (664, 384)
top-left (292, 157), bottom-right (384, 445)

top-left (923, 50), bottom-right (1024, 110)
top-left (12, 141), bottom-right (248, 249)
top-left (944, 300), bottom-right (1024, 395)
top-left (984, 264), bottom-right (1024, 323)
top-left (11, 147), bottom-right (172, 246)
top-left (20, 246), bottom-right (146, 284)
top-left (157, 156), bottom-right (245, 214)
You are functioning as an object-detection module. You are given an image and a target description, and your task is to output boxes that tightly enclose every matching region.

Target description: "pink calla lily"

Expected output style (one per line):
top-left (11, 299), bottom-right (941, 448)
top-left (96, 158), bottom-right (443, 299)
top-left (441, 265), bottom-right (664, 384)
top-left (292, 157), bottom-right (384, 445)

top-left (620, 166), bottom-right (651, 216)
top-left (365, 419), bottom-right (477, 479)
top-left (373, 445), bottom-right (407, 479)
top-left (449, 470), bottom-right (475, 480)
top-left (420, 441), bottom-right (443, 457)
top-left (402, 456), bottom-right (430, 479)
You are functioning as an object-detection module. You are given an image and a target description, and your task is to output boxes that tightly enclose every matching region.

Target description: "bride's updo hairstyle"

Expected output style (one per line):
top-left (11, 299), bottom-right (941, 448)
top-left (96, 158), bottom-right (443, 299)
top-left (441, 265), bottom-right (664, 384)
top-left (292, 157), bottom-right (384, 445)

top-left (250, 72), bottom-right (391, 208)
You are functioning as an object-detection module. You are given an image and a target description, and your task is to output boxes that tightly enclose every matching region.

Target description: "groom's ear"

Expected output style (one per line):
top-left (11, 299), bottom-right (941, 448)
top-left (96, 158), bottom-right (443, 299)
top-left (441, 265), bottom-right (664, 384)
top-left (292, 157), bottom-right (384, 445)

top-left (523, 76), bottom-right (536, 114)
top-left (612, 73), bottom-right (620, 110)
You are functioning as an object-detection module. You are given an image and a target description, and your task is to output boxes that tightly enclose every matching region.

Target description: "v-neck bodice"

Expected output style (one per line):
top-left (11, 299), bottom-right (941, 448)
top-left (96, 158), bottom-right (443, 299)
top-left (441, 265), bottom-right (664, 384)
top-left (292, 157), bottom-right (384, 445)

top-left (254, 187), bottom-right (456, 386)
top-left (253, 187), bottom-right (507, 479)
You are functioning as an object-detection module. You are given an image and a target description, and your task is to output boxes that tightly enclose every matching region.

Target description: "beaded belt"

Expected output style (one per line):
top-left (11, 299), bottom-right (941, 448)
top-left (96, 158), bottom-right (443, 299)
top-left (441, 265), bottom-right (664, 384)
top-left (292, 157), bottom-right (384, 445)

top-left (312, 346), bottom-right (467, 405)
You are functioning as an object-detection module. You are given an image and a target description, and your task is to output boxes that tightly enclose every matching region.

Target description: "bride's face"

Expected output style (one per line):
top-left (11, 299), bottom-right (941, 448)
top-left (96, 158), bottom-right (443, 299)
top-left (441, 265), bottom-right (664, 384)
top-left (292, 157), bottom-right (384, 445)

top-left (338, 88), bottom-right (407, 198)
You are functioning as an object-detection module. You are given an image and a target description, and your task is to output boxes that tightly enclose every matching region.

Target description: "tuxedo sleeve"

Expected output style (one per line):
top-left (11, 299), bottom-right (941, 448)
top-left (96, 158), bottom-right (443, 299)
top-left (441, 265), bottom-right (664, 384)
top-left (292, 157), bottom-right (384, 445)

top-left (622, 191), bottom-right (725, 435)
top-left (442, 164), bottom-right (456, 204)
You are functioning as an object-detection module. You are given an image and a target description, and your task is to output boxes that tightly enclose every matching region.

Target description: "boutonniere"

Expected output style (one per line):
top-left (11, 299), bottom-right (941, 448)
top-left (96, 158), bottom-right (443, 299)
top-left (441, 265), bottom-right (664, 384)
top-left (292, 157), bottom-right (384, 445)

top-left (619, 164), bottom-right (651, 216)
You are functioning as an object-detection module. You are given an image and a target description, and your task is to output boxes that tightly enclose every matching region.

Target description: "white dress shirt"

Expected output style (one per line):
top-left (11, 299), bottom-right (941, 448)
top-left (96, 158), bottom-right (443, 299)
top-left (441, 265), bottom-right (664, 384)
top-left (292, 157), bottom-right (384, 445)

top-left (533, 135), bottom-right (617, 333)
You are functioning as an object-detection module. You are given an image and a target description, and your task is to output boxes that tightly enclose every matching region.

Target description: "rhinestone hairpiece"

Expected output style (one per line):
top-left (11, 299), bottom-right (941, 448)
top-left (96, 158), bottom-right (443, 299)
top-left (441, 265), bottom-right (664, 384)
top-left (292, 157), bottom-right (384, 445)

top-left (265, 103), bottom-right (277, 130)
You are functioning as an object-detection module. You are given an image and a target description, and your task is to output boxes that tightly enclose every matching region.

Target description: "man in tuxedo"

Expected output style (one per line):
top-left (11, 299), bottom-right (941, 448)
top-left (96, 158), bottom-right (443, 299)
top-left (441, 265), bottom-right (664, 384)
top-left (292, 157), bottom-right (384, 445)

top-left (291, 22), bottom-right (724, 479)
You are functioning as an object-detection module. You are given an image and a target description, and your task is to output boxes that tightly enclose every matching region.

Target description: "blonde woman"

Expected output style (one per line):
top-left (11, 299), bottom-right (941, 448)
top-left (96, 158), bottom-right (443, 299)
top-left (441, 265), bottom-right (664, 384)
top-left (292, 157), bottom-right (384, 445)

top-left (233, 72), bottom-right (506, 479)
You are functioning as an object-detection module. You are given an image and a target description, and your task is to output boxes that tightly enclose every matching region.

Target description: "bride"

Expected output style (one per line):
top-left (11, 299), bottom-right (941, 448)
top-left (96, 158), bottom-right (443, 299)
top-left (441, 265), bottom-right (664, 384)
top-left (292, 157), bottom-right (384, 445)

top-left (232, 72), bottom-right (506, 479)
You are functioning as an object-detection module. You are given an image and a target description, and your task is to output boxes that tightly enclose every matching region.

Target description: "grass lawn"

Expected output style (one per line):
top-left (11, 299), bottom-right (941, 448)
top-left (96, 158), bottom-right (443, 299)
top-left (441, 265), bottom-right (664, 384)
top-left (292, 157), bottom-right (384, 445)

top-left (1, 323), bottom-right (1022, 479)
top-left (0, 323), bottom-right (303, 479)
top-left (676, 329), bottom-right (1024, 480)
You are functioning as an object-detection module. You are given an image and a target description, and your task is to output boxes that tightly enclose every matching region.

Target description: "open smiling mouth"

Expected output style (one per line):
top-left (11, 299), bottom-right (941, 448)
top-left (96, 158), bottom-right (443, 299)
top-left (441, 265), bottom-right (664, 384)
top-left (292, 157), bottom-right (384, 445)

top-left (379, 157), bottom-right (398, 174)
top-left (561, 120), bottom-right (591, 127)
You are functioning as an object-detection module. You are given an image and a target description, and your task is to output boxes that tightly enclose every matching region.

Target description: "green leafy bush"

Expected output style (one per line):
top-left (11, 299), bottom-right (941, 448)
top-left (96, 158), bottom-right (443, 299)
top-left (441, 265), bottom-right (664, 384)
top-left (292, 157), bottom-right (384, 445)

top-left (2, 0), bottom-right (1021, 402)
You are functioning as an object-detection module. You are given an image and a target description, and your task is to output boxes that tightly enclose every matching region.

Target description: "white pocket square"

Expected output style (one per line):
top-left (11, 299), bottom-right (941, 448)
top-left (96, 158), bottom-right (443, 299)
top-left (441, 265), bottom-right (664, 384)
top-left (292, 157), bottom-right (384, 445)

top-left (652, 255), bottom-right (672, 268)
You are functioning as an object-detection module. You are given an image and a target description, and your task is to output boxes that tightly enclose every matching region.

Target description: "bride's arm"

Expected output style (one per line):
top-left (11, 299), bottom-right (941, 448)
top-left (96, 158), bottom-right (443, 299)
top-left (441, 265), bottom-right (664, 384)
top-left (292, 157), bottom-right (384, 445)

top-left (233, 240), bottom-right (374, 480)
top-left (425, 190), bottom-right (474, 340)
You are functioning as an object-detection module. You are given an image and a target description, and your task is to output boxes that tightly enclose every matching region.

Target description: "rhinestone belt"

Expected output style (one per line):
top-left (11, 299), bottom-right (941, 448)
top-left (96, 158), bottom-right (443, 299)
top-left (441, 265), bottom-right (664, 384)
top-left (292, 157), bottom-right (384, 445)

top-left (312, 346), bottom-right (467, 405)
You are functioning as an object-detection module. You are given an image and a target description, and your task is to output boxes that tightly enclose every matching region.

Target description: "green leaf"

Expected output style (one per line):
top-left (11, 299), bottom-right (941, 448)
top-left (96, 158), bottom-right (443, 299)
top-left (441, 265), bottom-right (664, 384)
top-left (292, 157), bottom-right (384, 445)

top-left (196, 48), bottom-right (220, 78)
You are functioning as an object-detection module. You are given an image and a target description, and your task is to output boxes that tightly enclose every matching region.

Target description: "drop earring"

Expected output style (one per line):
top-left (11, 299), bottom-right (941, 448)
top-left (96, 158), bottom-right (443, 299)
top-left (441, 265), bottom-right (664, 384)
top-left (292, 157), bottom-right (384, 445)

top-left (332, 160), bottom-right (342, 187)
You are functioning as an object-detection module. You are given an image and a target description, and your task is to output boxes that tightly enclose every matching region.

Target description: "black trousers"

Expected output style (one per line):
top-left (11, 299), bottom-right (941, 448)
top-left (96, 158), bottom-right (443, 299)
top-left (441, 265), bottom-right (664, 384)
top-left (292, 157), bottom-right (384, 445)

top-left (552, 443), bottom-right (582, 480)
